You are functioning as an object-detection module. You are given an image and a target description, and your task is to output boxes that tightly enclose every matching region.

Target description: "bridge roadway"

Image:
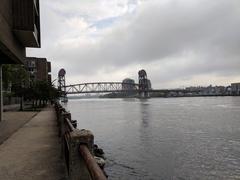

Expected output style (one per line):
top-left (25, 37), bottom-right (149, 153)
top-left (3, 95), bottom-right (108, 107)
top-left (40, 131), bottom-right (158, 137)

top-left (63, 82), bottom-right (195, 95)
top-left (64, 82), bottom-right (137, 94)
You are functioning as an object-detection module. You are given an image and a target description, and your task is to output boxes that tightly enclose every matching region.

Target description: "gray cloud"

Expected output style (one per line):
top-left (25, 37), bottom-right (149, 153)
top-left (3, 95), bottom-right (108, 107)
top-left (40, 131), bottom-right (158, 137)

top-left (28, 0), bottom-right (240, 88)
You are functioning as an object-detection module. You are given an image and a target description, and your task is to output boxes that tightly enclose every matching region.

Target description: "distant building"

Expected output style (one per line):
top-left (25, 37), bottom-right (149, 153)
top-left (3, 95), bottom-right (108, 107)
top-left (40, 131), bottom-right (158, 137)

top-left (215, 86), bottom-right (226, 95)
top-left (225, 86), bottom-right (232, 95)
top-left (185, 85), bottom-right (229, 96)
top-left (231, 83), bottom-right (240, 95)
top-left (122, 78), bottom-right (135, 91)
top-left (25, 57), bottom-right (51, 84)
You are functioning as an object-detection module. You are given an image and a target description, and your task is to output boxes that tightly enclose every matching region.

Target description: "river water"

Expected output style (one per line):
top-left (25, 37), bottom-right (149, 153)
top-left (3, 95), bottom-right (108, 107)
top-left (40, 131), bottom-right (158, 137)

top-left (65, 97), bottom-right (240, 180)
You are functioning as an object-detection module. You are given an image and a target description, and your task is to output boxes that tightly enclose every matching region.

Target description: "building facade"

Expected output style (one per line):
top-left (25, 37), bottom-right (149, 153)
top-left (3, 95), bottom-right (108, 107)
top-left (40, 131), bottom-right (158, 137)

top-left (231, 83), bottom-right (240, 95)
top-left (0, 0), bottom-right (41, 121)
top-left (25, 57), bottom-right (51, 84)
top-left (0, 0), bottom-right (41, 64)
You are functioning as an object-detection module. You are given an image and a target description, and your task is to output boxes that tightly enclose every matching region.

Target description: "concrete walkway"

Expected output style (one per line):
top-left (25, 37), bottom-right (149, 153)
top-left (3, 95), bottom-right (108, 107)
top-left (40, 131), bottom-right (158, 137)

top-left (0, 106), bottom-right (67, 180)
top-left (0, 111), bottom-right (37, 145)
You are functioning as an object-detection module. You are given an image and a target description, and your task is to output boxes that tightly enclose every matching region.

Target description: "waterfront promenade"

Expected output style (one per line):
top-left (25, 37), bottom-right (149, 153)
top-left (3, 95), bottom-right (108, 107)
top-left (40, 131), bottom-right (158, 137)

top-left (0, 106), bottom-right (67, 180)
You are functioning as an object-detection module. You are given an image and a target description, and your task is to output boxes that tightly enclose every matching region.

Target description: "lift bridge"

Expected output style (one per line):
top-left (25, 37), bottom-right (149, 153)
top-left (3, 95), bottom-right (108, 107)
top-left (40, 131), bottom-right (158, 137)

top-left (58, 69), bottom-right (195, 100)
top-left (64, 82), bottom-right (139, 94)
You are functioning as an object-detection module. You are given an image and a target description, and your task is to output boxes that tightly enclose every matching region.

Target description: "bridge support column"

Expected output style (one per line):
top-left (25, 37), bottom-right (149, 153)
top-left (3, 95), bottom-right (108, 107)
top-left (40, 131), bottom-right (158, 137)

top-left (139, 91), bottom-right (150, 98)
top-left (138, 69), bottom-right (150, 98)
top-left (58, 69), bottom-right (68, 102)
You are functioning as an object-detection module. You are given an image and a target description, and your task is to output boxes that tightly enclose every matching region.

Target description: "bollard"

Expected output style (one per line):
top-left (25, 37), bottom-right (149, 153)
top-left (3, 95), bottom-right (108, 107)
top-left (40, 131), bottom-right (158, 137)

top-left (58, 107), bottom-right (65, 137)
top-left (68, 129), bottom-right (94, 180)
top-left (55, 104), bottom-right (62, 121)
top-left (63, 111), bottom-right (72, 121)
top-left (63, 111), bottom-right (72, 132)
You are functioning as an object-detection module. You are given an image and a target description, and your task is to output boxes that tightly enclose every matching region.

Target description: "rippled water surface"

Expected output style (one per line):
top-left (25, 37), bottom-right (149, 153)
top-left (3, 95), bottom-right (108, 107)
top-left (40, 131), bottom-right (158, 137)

top-left (65, 97), bottom-right (240, 180)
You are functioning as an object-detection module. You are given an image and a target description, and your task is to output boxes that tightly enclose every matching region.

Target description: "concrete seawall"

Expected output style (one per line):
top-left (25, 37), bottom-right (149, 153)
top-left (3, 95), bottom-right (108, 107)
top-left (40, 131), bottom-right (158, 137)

top-left (55, 102), bottom-right (107, 180)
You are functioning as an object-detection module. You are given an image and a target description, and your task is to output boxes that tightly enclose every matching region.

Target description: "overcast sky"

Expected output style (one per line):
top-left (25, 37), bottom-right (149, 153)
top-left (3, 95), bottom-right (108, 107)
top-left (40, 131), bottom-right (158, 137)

top-left (27, 0), bottom-right (240, 88)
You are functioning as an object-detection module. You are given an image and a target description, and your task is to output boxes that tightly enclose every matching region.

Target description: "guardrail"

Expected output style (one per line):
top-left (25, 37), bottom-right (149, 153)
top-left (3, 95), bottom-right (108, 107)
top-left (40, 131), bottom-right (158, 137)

top-left (55, 102), bottom-right (107, 180)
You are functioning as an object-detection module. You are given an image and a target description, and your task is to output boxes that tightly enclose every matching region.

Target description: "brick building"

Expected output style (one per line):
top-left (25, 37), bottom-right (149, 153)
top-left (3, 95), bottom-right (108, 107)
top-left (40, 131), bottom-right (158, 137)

top-left (25, 57), bottom-right (51, 84)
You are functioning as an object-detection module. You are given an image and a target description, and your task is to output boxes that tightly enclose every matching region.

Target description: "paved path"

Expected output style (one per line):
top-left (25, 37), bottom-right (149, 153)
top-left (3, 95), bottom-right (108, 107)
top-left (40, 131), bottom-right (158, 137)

top-left (0, 111), bottom-right (37, 145)
top-left (0, 107), bottom-right (67, 180)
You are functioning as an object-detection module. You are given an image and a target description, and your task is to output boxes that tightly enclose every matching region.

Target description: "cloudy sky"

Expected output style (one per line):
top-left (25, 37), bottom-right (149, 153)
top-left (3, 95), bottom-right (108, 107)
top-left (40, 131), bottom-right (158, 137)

top-left (27, 0), bottom-right (240, 89)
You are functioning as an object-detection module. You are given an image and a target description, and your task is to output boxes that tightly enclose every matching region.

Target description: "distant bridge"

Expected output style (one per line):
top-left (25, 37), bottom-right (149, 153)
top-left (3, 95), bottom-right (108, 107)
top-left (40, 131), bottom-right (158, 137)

top-left (64, 82), bottom-right (195, 95)
top-left (58, 69), bottom-right (199, 99)
top-left (65, 82), bottom-right (139, 94)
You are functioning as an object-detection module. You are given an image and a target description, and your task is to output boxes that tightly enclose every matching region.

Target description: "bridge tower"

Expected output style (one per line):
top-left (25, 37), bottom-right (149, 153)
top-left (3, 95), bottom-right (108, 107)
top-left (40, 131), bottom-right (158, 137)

top-left (138, 69), bottom-right (149, 98)
top-left (58, 68), bottom-right (68, 102)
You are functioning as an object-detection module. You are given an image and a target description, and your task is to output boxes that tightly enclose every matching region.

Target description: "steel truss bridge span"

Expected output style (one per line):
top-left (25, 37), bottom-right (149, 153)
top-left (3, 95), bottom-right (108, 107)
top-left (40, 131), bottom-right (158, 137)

top-left (64, 82), bottom-right (139, 94)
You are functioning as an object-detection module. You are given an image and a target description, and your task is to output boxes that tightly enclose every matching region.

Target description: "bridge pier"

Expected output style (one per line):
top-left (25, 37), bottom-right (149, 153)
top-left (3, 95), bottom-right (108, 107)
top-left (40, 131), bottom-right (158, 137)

top-left (139, 91), bottom-right (150, 98)
top-left (138, 69), bottom-right (150, 98)
top-left (58, 69), bottom-right (68, 102)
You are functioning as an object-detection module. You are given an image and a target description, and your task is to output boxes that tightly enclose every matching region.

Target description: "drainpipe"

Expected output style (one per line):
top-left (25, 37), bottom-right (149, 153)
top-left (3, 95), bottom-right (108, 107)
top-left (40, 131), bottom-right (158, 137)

top-left (0, 64), bottom-right (3, 122)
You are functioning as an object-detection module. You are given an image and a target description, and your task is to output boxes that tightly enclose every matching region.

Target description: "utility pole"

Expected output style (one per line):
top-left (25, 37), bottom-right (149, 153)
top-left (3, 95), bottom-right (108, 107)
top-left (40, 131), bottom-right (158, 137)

top-left (0, 64), bottom-right (3, 122)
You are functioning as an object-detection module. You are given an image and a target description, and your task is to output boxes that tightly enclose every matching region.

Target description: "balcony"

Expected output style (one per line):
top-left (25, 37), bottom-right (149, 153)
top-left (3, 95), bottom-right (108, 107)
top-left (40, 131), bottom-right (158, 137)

top-left (12, 0), bottom-right (41, 48)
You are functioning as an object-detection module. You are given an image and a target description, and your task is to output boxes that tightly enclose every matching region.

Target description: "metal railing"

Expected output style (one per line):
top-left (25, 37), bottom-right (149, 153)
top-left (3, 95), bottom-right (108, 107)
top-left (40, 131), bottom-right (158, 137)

top-left (55, 102), bottom-right (107, 180)
top-left (79, 145), bottom-right (107, 180)
top-left (65, 117), bottom-right (75, 132)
